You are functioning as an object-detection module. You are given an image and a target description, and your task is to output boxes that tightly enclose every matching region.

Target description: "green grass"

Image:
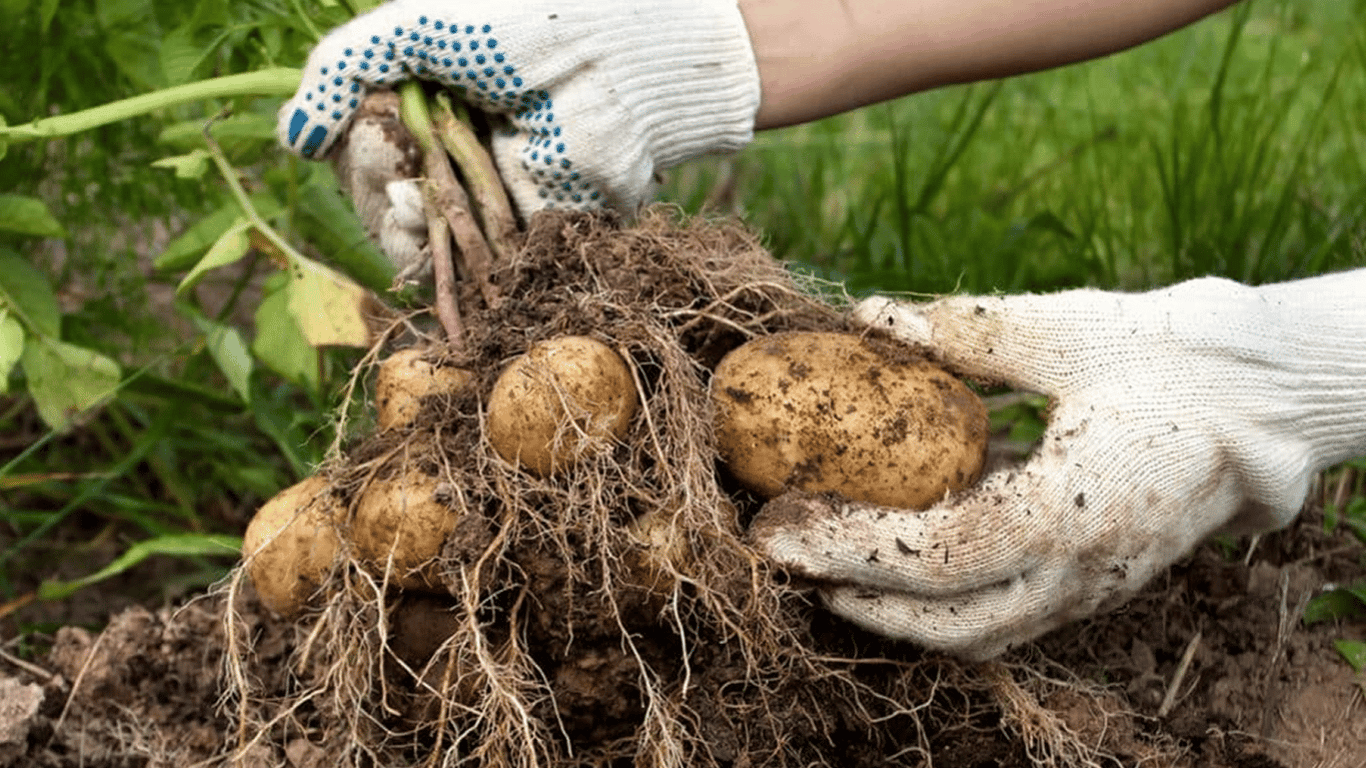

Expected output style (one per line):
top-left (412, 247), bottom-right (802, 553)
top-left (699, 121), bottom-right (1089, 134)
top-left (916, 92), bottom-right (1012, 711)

top-left (665, 0), bottom-right (1366, 296)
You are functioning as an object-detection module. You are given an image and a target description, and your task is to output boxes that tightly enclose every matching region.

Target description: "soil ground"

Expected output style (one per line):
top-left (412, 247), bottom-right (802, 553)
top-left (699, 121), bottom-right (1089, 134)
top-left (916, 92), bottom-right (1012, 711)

top-left (2, 211), bottom-right (1364, 768)
top-left (3, 500), bottom-right (1363, 767)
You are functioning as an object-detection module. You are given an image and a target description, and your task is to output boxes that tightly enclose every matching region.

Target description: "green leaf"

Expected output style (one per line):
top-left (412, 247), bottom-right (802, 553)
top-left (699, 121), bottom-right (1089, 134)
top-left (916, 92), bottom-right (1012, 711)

top-left (295, 173), bottom-right (396, 293)
top-left (0, 311), bottom-right (23, 393)
top-left (152, 148), bottom-right (212, 179)
top-left (159, 113), bottom-right (277, 148)
top-left (0, 194), bottom-right (67, 238)
top-left (119, 370), bottom-right (244, 413)
top-left (191, 313), bottom-right (253, 404)
top-left (156, 194), bottom-right (280, 272)
top-left (160, 24), bottom-right (210, 86)
top-left (96, 0), bottom-right (149, 27)
top-left (19, 336), bottom-right (122, 430)
top-left (1303, 583), bottom-right (1366, 625)
top-left (288, 258), bottom-right (373, 348)
top-left (39, 0), bottom-right (58, 33)
top-left (1343, 514), bottom-right (1366, 546)
top-left (0, 113), bottom-right (8, 162)
top-left (0, 248), bottom-right (61, 337)
top-left (177, 216), bottom-right (251, 295)
top-left (253, 275), bottom-right (319, 392)
top-left (37, 534), bottom-right (242, 601)
top-left (1024, 210), bottom-right (1077, 240)
top-left (1334, 640), bottom-right (1366, 674)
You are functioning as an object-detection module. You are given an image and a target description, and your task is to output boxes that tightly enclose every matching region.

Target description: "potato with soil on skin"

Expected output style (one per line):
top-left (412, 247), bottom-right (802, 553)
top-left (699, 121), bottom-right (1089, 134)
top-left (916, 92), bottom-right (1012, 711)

top-left (620, 500), bottom-right (738, 601)
top-left (242, 475), bottom-right (342, 617)
top-left (621, 507), bottom-right (691, 599)
top-left (486, 336), bottom-right (638, 477)
top-left (375, 348), bottom-right (473, 431)
top-left (353, 469), bottom-right (458, 591)
top-left (711, 331), bottom-right (989, 509)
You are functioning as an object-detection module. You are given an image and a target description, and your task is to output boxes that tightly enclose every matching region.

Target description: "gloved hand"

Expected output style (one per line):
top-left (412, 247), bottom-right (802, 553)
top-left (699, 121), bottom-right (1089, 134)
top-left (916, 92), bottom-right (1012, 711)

top-left (277, 0), bottom-right (760, 215)
top-left (750, 271), bottom-right (1366, 660)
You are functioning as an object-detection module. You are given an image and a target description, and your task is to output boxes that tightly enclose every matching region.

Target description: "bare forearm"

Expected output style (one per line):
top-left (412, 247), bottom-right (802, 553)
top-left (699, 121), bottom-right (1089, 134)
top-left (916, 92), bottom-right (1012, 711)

top-left (741, 0), bottom-right (1241, 129)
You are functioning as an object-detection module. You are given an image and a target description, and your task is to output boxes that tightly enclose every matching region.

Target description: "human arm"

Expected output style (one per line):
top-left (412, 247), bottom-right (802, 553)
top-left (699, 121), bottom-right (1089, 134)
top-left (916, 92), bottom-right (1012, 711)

top-left (743, 0), bottom-right (1241, 129)
top-left (749, 269), bottom-right (1366, 659)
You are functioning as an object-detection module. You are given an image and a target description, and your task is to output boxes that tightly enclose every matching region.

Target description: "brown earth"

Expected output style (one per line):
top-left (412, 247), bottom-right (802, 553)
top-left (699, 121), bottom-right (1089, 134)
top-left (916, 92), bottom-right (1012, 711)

top-left (4, 499), bottom-right (1361, 768)
top-left (2, 210), bottom-right (1363, 768)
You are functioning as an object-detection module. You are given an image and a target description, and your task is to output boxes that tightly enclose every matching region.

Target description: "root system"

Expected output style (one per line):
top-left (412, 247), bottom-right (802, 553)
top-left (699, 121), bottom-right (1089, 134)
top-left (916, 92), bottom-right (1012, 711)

top-left (225, 207), bottom-right (975, 767)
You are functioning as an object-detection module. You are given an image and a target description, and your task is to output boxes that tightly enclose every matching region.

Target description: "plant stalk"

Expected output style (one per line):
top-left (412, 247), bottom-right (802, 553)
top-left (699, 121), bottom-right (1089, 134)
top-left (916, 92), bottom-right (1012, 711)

top-left (0, 69), bottom-right (302, 144)
top-left (398, 84), bottom-right (503, 311)
top-left (202, 112), bottom-right (305, 270)
top-left (431, 93), bottom-right (520, 262)
top-left (422, 188), bottom-right (467, 351)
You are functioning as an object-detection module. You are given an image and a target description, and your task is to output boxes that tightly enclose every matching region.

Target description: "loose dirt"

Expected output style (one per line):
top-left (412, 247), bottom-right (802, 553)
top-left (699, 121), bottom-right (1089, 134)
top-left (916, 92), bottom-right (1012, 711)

top-left (2, 210), bottom-right (1363, 768)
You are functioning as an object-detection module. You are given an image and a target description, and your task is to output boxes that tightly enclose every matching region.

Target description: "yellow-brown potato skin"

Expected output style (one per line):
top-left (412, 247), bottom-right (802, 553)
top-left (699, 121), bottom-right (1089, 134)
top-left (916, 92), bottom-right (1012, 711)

top-left (712, 332), bottom-right (989, 509)
top-left (242, 475), bottom-right (341, 617)
top-left (353, 470), bottom-right (455, 591)
top-left (486, 336), bottom-right (638, 476)
top-left (375, 348), bottom-right (472, 431)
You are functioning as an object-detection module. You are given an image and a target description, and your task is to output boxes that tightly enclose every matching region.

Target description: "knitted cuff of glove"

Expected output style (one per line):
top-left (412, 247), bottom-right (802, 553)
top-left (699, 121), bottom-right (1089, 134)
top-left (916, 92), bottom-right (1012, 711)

top-left (605, 0), bottom-right (762, 169)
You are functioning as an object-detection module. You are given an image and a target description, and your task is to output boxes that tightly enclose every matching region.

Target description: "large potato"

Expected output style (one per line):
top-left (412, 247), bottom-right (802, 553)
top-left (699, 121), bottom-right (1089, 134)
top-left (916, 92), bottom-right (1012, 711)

top-left (353, 469), bottom-right (456, 591)
top-left (375, 348), bottom-right (472, 431)
top-left (486, 336), bottom-right (638, 476)
top-left (242, 475), bottom-right (341, 616)
top-left (712, 331), bottom-right (988, 509)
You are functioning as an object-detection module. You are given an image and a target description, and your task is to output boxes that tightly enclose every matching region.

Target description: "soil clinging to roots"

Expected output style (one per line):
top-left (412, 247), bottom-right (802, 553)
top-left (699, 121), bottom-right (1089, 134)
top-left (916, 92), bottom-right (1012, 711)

top-left (224, 206), bottom-right (972, 768)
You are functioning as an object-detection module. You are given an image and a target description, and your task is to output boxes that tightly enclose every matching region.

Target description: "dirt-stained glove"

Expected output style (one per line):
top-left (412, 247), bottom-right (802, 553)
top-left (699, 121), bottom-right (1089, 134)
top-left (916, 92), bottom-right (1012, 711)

top-left (277, 0), bottom-right (760, 215)
top-left (750, 271), bottom-right (1366, 660)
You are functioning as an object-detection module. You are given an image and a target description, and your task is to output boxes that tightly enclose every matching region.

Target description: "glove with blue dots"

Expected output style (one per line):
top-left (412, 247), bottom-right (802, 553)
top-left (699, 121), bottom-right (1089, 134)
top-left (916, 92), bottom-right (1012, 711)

top-left (278, 0), bottom-right (761, 215)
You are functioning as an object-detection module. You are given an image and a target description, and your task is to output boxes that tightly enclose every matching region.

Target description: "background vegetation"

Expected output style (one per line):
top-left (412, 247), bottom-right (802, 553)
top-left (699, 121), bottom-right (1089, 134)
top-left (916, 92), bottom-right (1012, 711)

top-left (1, 0), bottom-right (1363, 653)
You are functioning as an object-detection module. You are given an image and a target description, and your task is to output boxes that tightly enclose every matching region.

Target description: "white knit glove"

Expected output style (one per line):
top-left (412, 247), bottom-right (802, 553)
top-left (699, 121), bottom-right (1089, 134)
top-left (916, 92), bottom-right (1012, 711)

top-left (750, 271), bottom-right (1366, 660)
top-left (277, 0), bottom-right (760, 215)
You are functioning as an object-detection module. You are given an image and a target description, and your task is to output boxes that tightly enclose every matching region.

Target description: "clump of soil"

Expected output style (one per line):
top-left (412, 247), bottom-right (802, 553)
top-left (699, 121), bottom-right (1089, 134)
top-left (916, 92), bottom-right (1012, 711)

top-left (223, 206), bottom-right (918, 768)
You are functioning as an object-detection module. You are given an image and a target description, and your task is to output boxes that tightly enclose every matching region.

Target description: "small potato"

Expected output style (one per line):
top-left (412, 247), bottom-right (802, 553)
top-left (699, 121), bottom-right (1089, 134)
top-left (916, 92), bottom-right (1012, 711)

top-left (242, 475), bottom-right (341, 617)
top-left (621, 507), bottom-right (690, 598)
top-left (712, 331), bottom-right (988, 510)
top-left (486, 336), bottom-right (638, 476)
top-left (375, 348), bottom-right (473, 431)
top-left (620, 500), bottom-right (737, 600)
top-left (353, 469), bottom-right (456, 591)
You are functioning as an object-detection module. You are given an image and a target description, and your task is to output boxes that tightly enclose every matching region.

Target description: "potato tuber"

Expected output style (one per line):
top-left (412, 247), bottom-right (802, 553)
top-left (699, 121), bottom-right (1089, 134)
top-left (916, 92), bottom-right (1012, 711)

top-left (486, 336), bottom-right (638, 476)
top-left (712, 331), bottom-right (988, 509)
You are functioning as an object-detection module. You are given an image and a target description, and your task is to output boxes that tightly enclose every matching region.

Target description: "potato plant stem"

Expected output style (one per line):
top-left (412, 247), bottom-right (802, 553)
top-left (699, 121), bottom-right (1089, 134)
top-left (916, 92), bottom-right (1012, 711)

top-left (423, 160), bottom-right (503, 309)
top-left (422, 190), bottom-right (467, 352)
top-left (0, 69), bottom-right (302, 144)
top-left (431, 93), bottom-right (520, 262)
top-left (397, 84), bottom-right (503, 311)
top-left (200, 112), bottom-right (307, 272)
top-left (398, 84), bottom-right (467, 345)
